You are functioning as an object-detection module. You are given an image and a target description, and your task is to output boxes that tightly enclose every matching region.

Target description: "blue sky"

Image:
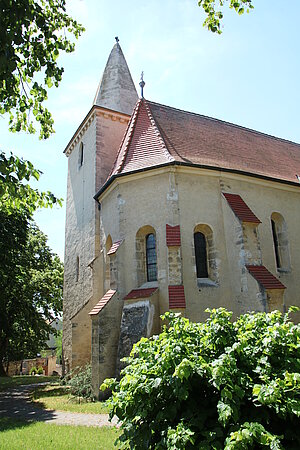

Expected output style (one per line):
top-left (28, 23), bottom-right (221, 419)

top-left (1, 0), bottom-right (300, 259)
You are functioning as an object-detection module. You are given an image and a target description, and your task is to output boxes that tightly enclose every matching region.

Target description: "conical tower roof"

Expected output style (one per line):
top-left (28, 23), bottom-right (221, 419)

top-left (93, 41), bottom-right (138, 116)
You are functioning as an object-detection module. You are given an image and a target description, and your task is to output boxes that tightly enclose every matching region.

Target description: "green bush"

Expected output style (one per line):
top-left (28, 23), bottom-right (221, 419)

top-left (29, 366), bottom-right (37, 375)
top-left (62, 364), bottom-right (94, 402)
top-left (102, 308), bottom-right (300, 449)
top-left (37, 367), bottom-right (43, 375)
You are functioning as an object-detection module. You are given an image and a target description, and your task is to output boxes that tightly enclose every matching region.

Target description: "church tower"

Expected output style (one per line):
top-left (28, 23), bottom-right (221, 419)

top-left (63, 40), bottom-right (138, 370)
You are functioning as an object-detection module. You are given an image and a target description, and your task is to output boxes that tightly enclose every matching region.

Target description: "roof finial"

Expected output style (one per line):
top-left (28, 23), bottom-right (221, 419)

top-left (115, 36), bottom-right (119, 44)
top-left (139, 71), bottom-right (145, 98)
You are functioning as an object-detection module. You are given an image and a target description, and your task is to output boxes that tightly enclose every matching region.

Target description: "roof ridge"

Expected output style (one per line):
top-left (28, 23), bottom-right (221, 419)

top-left (148, 100), bottom-right (300, 148)
top-left (144, 100), bottom-right (175, 163)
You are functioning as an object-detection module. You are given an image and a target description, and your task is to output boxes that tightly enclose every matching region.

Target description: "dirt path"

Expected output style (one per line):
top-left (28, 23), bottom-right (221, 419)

top-left (0, 384), bottom-right (118, 427)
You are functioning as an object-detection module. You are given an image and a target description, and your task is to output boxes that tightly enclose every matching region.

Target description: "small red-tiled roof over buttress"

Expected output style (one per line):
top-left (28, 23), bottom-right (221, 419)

top-left (95, 99), bottom-right (300, 198)
top-left (246, 265), bottom-right (286, 290)
top-left (223, 193), bottom-right (261, 224)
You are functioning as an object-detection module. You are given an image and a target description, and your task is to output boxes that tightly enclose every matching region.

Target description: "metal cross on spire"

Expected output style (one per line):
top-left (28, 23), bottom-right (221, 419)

top-left (115, 36), bottom-right (119, 43)
top-left (139, 71), bottom-right (145, 98)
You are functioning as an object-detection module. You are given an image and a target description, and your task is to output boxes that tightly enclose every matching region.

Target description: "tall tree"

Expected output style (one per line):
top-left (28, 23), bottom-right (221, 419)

top-left (0, 212), bottom-right (63, 376)
top-left (0, 0), bottom-right (84, 139)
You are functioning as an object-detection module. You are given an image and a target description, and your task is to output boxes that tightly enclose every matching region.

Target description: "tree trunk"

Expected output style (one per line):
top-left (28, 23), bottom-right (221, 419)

top-left (0, 361), bottom-right (7, 377)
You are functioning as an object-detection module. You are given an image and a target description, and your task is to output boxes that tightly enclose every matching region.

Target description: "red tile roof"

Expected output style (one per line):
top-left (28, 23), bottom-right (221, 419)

top-left (166, 224), bottom-right (181, 246)
top-left (89, 289), bottom-right (116, 316)
top-left (107, 239), bottom-right (123, 255)
top-left (223, 193), bottom-right (261, 224)
top-left (246, 265), bottom-right (286, 290)
top-left (110, 99), bottom-right (174, 176)
top-left (168, 285), bottom-right (186, 309)
top-left (124, 287), bottom-right (158, 300)
top-left (104, 99), bottom-right (300, 191)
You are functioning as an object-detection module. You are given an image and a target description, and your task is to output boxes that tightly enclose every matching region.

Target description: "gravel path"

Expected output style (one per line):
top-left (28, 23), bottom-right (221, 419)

top-left (0, 384), bottom-right (118, 427)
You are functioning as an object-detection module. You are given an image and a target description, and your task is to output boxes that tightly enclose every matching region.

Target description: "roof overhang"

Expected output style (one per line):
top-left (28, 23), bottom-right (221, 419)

top-left (94, 161), bottom-right (300, 202)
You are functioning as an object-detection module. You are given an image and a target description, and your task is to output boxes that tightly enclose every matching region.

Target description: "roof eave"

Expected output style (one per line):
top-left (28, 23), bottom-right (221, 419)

top-left (94, 161), bottom-right (300, 202)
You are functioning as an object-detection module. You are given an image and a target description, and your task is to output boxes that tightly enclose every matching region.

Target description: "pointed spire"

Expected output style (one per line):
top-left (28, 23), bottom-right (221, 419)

top-left (93, 39), bottom-right (138, 116)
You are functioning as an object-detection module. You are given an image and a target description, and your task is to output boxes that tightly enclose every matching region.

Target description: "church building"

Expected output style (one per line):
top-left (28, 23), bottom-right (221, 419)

top-left (63, 40), bottom-right (300, 397)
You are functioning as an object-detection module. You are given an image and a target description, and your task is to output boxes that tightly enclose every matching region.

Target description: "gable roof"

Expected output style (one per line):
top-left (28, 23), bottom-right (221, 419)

top-left (96, 99), bottom-right (300, 198)
top-left (93, 42), bottom-right (138, 116)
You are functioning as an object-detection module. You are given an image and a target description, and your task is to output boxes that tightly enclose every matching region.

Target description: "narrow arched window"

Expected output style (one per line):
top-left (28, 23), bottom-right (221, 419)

top-left (79, 142), bottom-right (84, 167)
top-left (271, 219), bottom-right (281, 269)
top-left (146, 233), bottom-right (157, 282)
top-left (194, 232), bottom-right (208, 278)
top-left (76, 256), bottom-right (80, 282)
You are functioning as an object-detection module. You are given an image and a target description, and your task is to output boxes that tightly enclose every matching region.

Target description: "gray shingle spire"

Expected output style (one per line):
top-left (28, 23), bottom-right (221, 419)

top-left (93, 40), bottom-right (138, 116)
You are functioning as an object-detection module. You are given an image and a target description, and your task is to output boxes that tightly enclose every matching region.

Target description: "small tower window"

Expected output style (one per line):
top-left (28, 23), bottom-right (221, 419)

top-left (76, 256), bottom-right (79, 282)
top-left (78, 142), bottom-right (84, 168)
top-left (146, 233), bottom-right (157, 282)
top-left (194, 232), bottom-right (208, 278)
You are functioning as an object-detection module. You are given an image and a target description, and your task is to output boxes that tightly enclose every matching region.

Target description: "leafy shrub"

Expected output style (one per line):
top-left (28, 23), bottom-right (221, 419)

top-left (102, 308), bottom-right (300, 449)
top-left (37, 367), bottom-right (43, 375)
top-left (29, 366), bottom-right (37, 375)
top-left (62, 364), bottom-right (94, 402)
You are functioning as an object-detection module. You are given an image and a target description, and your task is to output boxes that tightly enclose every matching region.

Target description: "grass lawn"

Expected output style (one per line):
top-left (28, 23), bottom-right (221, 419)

top-left (0, 375), bottom-right (58, 391)
top-left (0, 418), bottom-right (120, 449)
top-left (30, 384), bottom-right (110, 414)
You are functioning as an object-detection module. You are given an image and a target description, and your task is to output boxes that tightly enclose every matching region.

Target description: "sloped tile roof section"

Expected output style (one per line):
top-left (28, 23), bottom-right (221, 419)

top-left (89, 289), bottom-right (116, 316)
top-left (168, 285), bottom-right (186, 309)
top-left (124, 287), bottom-right (158, 300)
top-left (166, 224), bottom-right (181, 246)
top-left (223, 193), bottom-right (261, 224)
top-left (93, 42), bottom-right (138, 116)
top-left (109, 99), bottom-right (175, 176)
top-left (107, 239), bottom-right (123, 255)
top-left (149, 101), bottom-right (300, 184)
top-left (246, 265), bottom-right (286, 290)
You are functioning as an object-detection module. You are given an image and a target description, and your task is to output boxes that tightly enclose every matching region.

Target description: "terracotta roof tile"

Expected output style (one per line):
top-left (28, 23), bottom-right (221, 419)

top-left (107, 239), bottom-right (123, 255)
top-left (124, 287), bottom-right (158, 300)
top-left (149, 101), bottom-right (300, 184)
top-left (166, 224), bottom-right (181, 246)
top-left (89, 289), bottom-right (116, 316)
top-left (104, 100), bottom-right (300, 189)
top-left (109, 99), bottom-right (174, 177)
top-left (223, 193), bottom-right (261, 224)
top-left (246, 265), bottom-right (286, 290)
top-left (168, 285), bottom-right (186, 309)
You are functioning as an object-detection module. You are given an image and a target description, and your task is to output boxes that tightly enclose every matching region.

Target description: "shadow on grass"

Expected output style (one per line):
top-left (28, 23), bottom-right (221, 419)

top-left (0, 417), bottom-right (38, 433)
top-left (0, 384), bottom-right (58, 425)
top-left (31, 385), bottom-right (67, 399)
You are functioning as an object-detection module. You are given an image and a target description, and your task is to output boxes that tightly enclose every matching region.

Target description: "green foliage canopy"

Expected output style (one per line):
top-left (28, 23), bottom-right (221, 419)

top-left (102, 308), bottom-right (300, 449)
top-left (0, 0), bottom-right (84, 139)
top-left (198, 0), bottom-right (254, 33)
top-left (0, 151), bottom-right (62, 214)
top-left (0, 213), bottom-right (64, 375)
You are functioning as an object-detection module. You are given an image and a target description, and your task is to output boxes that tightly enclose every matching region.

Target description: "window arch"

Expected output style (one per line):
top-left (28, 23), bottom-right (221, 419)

top-left (193, 224), bottom-right (218, 287)
top-left (270, 213), bottom-right (291, 272)
top-left (136, 225), bottom-right (158, 286)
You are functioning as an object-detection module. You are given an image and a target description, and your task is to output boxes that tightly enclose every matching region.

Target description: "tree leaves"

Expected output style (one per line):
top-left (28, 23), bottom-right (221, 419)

top-left (198, 0), bottom-right (254, 34)
top-left (102, 309), bottom-right (300, 449)
top-left (0, 0), bottom-right (84, 139)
